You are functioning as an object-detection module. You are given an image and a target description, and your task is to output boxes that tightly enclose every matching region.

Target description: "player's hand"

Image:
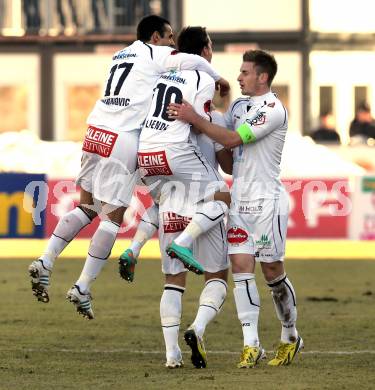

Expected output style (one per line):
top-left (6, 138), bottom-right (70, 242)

top-left (215, 78), bottom-right (230, 97)
top-left (168, 99), bottom-right (198, 123)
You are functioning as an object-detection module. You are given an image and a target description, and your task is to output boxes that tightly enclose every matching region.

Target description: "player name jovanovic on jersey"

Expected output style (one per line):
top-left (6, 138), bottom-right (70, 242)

top-left (87, 40), bottom-right (219, 133)
top-left (139, 69), bottom-right (215, 147)
top-left (224, 91), bottom-right (288, 200)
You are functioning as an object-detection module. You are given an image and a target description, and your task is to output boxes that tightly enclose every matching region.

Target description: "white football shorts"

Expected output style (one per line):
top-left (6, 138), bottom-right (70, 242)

top-left (137, 143), bottom-right (228, 215)
top-left (159, 211), bottom-right (229, 275)
top-left (76, 125), bottom-right (140, 207)
top-left (227, 190), bottom-right (289, 262)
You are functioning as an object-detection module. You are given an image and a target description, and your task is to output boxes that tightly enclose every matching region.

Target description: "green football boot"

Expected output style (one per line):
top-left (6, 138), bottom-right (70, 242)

top-left (118, 249), bottom-right (137, 282)
top-left (166, 241), bottom-right (204, 275)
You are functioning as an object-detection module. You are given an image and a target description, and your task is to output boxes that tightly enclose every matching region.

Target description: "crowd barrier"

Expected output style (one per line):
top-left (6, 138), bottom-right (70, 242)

top-left (0, 173), bottom-right (374, 240)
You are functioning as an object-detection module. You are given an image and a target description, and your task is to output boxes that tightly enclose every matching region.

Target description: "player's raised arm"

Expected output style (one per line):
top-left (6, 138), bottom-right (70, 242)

top-left (157, 50), bottom-right (230, 97)
top-left (168, 100), bottom-right (243, 148)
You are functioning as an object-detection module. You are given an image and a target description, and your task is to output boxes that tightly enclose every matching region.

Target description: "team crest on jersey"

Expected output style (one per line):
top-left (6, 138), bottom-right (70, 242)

top-left (82, 126), bottom-right (118, 157)
top-left (163, 212), bottom-right (192, 233)
top-left (227, 226), bottom-right (248, 245)
top-left (137, 150), bottom-right (173, 176)
top-left (246, 111), bottom-right (266, 126)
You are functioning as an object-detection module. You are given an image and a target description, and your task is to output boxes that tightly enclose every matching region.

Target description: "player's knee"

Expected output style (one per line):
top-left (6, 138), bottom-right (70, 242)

top-left (199, 278), bottom-right (227, 313)
top-left (204, 269), bottom-right (228, 283)
top-left (105, 205), bottom-right (126, 225)
top-left (78, 204), bottom-right (97, 221)
top-left (261, 261), bottom-right (284, 282)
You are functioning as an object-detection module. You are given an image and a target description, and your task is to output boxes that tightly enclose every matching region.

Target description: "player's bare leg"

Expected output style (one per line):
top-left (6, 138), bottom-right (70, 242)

top-left (261, 261), bottom-right (303, 366)
top-left (231, 253), bottom-right (265, 368)
top-left (67, 202), bottom-right (126, 319)
top-left (185, 269), bottom-right (228, 368)
top-left (161, 272), bottom-right (186, 368)
top-left (29, 188), bottom-right (97, 303)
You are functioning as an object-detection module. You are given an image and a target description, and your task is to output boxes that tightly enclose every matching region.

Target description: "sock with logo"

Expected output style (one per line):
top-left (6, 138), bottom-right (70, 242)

top-left (233, 273), bottom-right (260, 347)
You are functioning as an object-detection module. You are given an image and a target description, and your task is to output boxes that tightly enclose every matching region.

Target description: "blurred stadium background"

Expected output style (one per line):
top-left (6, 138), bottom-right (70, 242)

top-left (0, 1), bottom-right (374, 388)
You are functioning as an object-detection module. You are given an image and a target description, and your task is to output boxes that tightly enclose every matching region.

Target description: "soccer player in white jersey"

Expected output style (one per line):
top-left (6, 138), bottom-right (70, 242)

top-left (168, 49), bottom-right (303, 367)
top-left (28, 15), bottom-right (230, 320)
top-left (123, 27), bottom-right (232, 368)
top-left (120, 107), bottom-right (232, 369)
top-left (137, 28), bottom-right (231, 276)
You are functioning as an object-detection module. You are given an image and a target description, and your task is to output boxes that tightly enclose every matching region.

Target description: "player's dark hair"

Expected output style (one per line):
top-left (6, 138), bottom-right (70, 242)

top-left (243, 50), bottom-right (277, 86)
top-left (177, 26), bottom-right (209, 55)
top-left (137, 15), bottom-right (171, 42)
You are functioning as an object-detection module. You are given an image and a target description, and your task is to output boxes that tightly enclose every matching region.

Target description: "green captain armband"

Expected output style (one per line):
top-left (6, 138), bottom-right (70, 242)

top-left (236, 123), bottom-right (256, 144)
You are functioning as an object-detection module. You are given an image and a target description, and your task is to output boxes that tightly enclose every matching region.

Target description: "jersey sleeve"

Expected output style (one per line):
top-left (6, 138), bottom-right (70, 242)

top-left (211, 111), bottom-right (226, 152)
top-left (159, 51), bottom-right (221, 81)
top-left (223, 105), bottom-right (235, 130)
top-left (241, 104), bottom-right (287, 142)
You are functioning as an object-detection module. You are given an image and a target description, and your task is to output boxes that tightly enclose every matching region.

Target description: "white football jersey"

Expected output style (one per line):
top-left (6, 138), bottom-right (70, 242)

top-left (224, 91), bottom-right (288, 200)
top-left (196, 111), bottom-right (225, 170)
top-left (139, 69), bottom-right (215, 146)
top-left (87, 40), bottom-right (220, 133)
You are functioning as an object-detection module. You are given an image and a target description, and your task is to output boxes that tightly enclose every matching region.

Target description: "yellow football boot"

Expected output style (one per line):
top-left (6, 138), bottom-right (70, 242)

top-left (268, 336), bottom-right (304, 366)
top-left (237, 345), bottom-right (266, 368)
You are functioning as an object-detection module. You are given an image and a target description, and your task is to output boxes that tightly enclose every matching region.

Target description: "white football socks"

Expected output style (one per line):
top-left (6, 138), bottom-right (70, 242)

top-left (191, 278), bottom-right (227, 338)
top-left (129, 205), bottom-right (159, 258)
top-left (160, 284), bottom-right (185, 360)
top-left (40, 207), bottom-right (92, 269)
top-left (267, 273), bottom-right (298, 343)
top-left (76, 220), bottom-right (120, 292)
top-left (174, 200), bottom-right (228, 248)
top-left (233, 273), bottom-right (260, 347)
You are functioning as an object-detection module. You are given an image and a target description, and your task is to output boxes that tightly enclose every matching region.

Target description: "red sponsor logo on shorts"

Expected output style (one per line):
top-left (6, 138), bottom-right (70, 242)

top-left (227, 226), bottom-right (248, 245)
top-left (163, 212), bottom-right (192, 233)
top-left (82, 125), bottom-right (118, 157)
top-left (137, 150), bottom-right (172, 176)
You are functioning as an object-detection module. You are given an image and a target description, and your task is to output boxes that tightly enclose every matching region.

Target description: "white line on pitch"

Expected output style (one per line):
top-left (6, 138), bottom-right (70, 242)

top-left (16, 349), bottom-right (375, 355)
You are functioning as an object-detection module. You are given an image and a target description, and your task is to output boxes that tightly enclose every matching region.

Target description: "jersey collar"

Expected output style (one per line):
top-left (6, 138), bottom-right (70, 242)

top-left (249, 91), bottom-right (274, 104)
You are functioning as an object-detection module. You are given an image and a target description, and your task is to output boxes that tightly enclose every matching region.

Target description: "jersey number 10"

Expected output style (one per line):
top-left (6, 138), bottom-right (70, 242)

top-left (152, 82), bottom-right (183, 122)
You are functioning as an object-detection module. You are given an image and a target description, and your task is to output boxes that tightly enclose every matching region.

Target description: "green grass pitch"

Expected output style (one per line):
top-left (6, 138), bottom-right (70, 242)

top-left (0, 259), bottom-right (374, 389)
